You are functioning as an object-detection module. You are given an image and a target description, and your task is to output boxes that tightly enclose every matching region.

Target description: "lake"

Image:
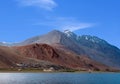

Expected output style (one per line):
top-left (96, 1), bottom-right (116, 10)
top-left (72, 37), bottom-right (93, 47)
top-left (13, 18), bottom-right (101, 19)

top-left (0, 73), bottom-right (120, 84)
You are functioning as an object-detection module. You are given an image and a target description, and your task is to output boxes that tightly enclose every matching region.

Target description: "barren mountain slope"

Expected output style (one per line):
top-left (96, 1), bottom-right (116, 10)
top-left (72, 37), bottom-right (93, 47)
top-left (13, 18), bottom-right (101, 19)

top-left (0, 46), bottom-right (65, 69)
top-left (14, 43), bottom-right (115, 71)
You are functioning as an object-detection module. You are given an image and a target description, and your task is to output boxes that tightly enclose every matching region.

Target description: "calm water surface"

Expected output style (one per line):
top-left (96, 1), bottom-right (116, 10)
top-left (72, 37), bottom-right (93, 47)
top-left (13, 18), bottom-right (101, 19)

top-left (0, 73), bottom-right (120, 84)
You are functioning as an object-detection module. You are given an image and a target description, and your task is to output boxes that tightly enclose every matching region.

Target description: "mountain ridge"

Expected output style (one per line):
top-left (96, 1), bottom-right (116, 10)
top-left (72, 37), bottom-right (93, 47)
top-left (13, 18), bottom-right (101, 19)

top-left (15, 30), bottom-right (120, 68)
top-left (0, 30), bottom-right (120, 70)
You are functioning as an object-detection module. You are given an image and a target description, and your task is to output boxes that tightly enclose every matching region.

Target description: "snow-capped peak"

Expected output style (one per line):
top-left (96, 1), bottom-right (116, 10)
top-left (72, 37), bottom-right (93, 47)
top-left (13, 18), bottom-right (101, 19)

top-left (64, 30), bottom-right (77, 39)
top-left (64, 30), bottom-right (72, 36)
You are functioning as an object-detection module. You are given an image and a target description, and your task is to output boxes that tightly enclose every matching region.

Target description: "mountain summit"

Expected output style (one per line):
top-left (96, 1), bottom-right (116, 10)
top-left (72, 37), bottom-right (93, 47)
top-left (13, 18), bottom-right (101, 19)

top-left (64, 30), bottom-right (77, 39)
top-left (20, 30), bottom-right (66, 45)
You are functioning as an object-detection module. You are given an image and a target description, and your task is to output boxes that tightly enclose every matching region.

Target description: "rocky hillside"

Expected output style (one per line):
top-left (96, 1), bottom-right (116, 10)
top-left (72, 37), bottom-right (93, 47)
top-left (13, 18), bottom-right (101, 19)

top-left (14, 43), bottom-right (114, 71)
top-left (0, 45), bottom-right (66, 70)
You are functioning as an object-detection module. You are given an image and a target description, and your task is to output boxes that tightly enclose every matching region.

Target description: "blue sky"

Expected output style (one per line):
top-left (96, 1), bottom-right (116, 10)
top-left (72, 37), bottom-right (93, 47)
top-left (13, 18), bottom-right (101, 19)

top-left (0, 0), bottom-right (120, 48)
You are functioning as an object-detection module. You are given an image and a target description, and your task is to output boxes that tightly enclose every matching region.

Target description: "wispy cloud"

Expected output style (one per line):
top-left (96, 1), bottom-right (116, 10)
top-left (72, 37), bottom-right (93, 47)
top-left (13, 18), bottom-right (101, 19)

top-left (35, 17), bottom-right (95, 31)
top-left (58, 18), bottom-right (94, 31)
top-left (15, 1), bottom-right (94, 31)
top-left (16, 0), bottom-right (57, 10)
top-left (61, 23), bottom-right (94, 32)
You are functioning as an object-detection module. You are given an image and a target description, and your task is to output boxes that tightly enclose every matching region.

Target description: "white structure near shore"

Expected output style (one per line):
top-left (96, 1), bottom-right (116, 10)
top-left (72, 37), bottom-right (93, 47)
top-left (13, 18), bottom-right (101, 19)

top-left (43, 67), bottom-right (54, 72)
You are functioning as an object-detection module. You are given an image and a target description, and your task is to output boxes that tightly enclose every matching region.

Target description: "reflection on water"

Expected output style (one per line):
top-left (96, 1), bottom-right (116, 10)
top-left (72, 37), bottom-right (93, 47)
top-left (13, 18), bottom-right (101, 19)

top-left (0, 73), bottom-right (120, 84)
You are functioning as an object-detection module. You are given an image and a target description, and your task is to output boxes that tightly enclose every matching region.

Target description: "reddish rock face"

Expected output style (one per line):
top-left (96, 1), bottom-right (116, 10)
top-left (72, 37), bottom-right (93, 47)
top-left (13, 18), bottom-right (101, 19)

top-left (14, 43), bottom-right (112, 71)
top-left (14, 44), bottom-right (59, 60)
top-left (0, 45), bottom-right (65, 69)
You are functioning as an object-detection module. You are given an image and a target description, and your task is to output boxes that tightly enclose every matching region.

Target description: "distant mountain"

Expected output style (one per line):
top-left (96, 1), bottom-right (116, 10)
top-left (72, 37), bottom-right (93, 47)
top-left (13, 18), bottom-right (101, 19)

top-left (0, 42), bottom-right (18, 46)
top-left (17, 30), bottom-right (120, 68)
top-left (0, 42), bottom-right (9, 46)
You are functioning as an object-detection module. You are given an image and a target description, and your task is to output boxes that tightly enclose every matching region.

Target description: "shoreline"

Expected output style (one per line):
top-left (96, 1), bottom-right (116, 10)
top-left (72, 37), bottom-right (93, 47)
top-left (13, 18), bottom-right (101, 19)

top-left (0, 70), bottom-right (119, 73)
top-left (0, 68), bottom-right (119, 73)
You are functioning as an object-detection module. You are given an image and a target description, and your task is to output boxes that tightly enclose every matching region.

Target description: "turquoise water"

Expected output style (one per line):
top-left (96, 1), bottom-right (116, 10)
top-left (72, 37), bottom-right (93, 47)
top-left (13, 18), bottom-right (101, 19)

top-left (0, 73), bottom-right (120, 84)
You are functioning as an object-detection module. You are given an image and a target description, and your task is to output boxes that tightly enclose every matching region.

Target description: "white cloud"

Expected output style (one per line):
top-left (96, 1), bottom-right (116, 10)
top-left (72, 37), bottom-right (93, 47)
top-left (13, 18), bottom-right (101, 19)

top-left (58, 18), bottom-right (94, 31)
top-left (16, 0), bottom-right (57, 10)
top-left (61, 23), bottom-right (94, 32)
top-left (35, 17), bottom-right (95, 32)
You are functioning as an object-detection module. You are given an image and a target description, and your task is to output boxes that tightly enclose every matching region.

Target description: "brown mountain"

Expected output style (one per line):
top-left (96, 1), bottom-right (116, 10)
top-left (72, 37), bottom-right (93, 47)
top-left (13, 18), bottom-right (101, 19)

top-left (14, 43), bottom-right (115, 71)
top-left (0, 45), bottom-right (66, 70)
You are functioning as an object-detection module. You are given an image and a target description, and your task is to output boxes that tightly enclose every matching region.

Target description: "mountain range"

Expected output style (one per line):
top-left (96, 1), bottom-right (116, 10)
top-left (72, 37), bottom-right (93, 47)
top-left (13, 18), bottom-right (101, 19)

top-left (0, 30), bottom-right (120, 71)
